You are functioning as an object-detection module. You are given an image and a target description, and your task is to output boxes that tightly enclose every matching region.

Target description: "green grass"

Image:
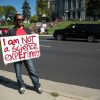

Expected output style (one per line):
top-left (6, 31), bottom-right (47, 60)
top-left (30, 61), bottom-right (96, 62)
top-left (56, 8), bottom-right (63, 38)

top-left (47, 21), bottom-right (100, 34)
top-left (0, 23), bottom-right (33, 29)
top-left (0, 25), bottom-right (12, 28)
top-left (24, 23), bottom-right (33, 27)
top-left (50, 92), bottom-right (59, 97)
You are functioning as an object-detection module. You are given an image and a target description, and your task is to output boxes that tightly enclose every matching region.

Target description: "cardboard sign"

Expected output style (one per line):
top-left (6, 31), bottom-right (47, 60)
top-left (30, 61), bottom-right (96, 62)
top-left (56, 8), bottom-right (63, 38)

top-left (1, 34), bottom-right (40, 64)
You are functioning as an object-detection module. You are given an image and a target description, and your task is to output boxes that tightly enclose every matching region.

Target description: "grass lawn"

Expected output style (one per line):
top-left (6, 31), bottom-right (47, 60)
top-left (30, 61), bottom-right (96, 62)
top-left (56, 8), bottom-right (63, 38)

top-left (47, 21), bottom-right (100, 34)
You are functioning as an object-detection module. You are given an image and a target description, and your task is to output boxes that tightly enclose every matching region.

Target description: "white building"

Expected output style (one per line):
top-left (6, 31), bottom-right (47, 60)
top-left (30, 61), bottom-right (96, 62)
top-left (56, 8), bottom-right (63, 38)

top-left (47, 0), bottom-right (86, 20)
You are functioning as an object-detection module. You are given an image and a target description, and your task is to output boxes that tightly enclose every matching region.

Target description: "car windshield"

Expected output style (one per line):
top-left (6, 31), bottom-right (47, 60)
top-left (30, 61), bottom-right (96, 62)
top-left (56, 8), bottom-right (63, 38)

top-left (65, 24), bottom-right (76, 29)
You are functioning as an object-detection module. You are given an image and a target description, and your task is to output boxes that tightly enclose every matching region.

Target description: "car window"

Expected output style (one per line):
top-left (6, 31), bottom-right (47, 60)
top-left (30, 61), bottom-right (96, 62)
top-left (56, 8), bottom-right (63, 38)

top-left (66, 24), bottom-right (75, 29)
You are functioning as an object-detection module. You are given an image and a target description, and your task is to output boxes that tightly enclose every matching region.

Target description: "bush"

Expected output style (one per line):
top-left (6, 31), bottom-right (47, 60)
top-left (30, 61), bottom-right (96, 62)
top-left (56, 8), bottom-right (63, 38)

top-left (0, 20), bottom-right (7, 26)
top-left (29, 15), bottom-right (38, 23)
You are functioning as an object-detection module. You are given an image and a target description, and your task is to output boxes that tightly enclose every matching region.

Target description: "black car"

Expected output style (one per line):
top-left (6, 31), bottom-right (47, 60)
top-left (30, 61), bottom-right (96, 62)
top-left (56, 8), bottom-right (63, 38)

top-left (53, 24), bottom-right (100, 42)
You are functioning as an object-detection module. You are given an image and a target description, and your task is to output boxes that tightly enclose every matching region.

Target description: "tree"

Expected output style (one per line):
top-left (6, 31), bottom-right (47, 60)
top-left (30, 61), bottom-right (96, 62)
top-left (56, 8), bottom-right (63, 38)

top-left (22, 0), bottom-right (31, 23)
top-left (0, 6), bottom-right (4, 18)
top-left (47, 1), bottom-right (56, 21)
top-left (0, 5), bottom-right (16, 21)
top-left (3, 6), bottom-right (17, 20)
top-left (0, 6), bottom-right (17, 25)
top-left (29, 15), bottom-right (38, 23)
top-left (86, 0), bottom-right (100, 20)
top-left (36, 0), bottom-right (48, 21)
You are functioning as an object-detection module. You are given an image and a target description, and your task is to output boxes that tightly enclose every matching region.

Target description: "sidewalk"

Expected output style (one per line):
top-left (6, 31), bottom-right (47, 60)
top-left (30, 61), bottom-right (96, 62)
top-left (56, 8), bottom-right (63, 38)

top-left (0, 70), bottom-right (100, 100)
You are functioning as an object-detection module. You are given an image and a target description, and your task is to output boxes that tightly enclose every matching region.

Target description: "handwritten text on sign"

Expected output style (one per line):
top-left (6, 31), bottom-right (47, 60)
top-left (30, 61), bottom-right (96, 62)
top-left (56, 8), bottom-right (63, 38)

top-left (1, 34), bottom-right (40, 64)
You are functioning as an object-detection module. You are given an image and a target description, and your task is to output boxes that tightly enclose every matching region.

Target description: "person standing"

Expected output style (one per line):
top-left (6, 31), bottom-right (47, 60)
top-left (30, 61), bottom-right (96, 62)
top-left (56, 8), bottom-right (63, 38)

top-left (8, 14), bottom-right (42, 94)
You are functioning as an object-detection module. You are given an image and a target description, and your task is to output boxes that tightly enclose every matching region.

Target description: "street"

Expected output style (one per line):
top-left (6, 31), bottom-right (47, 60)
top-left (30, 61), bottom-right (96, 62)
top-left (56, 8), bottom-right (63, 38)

top-left (0, 36), bottom-right (100, 90)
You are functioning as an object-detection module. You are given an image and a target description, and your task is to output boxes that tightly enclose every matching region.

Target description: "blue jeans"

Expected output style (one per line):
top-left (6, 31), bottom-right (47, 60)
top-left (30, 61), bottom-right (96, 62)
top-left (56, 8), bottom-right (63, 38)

top-left (14, 59), bottom-right (40, 88)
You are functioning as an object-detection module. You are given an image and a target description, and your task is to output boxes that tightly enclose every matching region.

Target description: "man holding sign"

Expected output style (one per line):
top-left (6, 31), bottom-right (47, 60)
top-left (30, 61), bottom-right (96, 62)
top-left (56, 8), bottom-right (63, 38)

top-left (6, 14), bottom-right (42, 94)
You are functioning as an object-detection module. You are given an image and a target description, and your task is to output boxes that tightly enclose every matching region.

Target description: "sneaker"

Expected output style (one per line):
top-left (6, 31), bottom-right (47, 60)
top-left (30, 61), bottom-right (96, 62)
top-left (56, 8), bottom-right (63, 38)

top-left (19, 87), bottom-right (25, 94)
top-left (34, 87), bottom-right (43, 94)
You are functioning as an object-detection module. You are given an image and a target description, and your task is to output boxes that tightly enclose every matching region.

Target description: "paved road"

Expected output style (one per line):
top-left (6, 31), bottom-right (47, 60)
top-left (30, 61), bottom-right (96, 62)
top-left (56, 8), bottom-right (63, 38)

top-left (0, 36), bottom-right (100, 90)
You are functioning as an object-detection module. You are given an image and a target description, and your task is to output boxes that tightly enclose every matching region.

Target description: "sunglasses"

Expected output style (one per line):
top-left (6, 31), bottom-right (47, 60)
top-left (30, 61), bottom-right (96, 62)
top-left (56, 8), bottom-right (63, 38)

top-left (16, 19), bottom-right (24, 21)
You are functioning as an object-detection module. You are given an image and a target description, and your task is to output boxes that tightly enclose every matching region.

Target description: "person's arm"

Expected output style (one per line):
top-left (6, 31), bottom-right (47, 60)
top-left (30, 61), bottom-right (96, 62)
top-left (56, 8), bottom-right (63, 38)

top-left (7, 30), bottom-right (11, 36)
top-left (25, 27), bottom-right (32, 35)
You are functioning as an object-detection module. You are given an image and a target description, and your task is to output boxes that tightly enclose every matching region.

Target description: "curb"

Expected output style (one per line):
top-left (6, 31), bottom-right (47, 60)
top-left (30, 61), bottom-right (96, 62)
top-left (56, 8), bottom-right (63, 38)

top-left (39, 35), bottom-right (53, 36)
top-left (0, 70), bottom-right (100, 100)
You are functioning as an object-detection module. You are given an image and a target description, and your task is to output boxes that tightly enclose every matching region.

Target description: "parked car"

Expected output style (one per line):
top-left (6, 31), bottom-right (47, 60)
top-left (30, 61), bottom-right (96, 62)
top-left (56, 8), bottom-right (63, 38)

top-left (0, 28), bottom-right (9, 36)
top-left (53, 24), bottom-right (100, 42)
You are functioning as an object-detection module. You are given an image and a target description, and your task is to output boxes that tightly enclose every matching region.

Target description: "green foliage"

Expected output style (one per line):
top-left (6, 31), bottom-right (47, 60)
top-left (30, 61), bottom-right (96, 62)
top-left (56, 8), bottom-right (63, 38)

top-left (0, 5), bottom-right (16, 25)
top-left (50, 92), bottom-right (59, 97)
top-left (3, 6), bottom-right (17, 18)
top-left (0, 20), bottom-right (7, 26)
top-left (0, 23), bottom-right (32, 28)
top-left (37, 0), bottom-right (48, 14)
top-left (22, 0), bottom-right (31, 19)
top-left (29, 15), bottom-right (38, 23)
top-left (37, 0), bottom-right (48, 21)
top-left (0, 5), bottom-right (16, 20)
top-left (86, 0), bottom-right (100, 18)
top-left (0, 6), bottom-right (4, 17)
top-left (24, 23), bottom-right (33, 27)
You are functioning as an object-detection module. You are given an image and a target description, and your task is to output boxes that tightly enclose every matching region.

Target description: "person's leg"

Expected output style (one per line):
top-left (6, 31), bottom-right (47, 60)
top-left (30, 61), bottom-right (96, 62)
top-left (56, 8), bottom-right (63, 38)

top-left (14, 61), bottom-right (25, 94)
top-left (23, 59), bottom-right (40, 88)
top-left (24, 59), bottom-right (42, 93)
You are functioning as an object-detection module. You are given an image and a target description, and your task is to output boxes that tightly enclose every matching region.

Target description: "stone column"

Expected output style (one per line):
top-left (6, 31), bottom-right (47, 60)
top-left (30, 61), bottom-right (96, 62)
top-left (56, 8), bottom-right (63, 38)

top-left (75, 0), bottom-right (78, 19)
top-left (70, 0), bottom-right (73, 19)
top-left (48, 1), bottom-right (50, 9)
top-left (58, 0), bottom-right (61, 18)
top-left (65, 0), bottom-right (69, 20)
top-left (80, 0), bottom-right (85, 20)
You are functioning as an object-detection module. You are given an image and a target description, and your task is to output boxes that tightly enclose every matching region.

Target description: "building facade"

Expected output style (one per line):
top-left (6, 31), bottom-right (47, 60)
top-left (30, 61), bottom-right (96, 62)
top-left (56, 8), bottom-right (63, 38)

top-left (47, 0), bottom-right (86, 20)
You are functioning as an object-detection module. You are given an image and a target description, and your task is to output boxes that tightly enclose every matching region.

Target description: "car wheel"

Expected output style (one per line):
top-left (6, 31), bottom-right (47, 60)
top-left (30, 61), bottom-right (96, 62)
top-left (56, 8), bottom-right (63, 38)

top-left (56, 34), bottom-right (64, 40)
top-left (88, 35), bottom-right (95, 43)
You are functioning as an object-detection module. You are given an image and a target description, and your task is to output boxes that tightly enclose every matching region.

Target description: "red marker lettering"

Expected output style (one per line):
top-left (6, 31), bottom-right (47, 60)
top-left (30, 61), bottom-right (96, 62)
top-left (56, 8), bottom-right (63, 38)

top-left (3, 38), bottom-right (6, 46)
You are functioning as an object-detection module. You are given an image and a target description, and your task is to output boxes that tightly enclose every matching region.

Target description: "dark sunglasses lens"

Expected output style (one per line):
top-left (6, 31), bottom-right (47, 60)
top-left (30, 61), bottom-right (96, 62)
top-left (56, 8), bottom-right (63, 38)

top-left (17, 19), bottom-right (24, 21)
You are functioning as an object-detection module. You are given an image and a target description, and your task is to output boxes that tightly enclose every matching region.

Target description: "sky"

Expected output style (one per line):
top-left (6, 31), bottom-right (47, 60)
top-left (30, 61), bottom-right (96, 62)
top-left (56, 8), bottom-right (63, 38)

top-left (0, 0), bottom-right (36, 15)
